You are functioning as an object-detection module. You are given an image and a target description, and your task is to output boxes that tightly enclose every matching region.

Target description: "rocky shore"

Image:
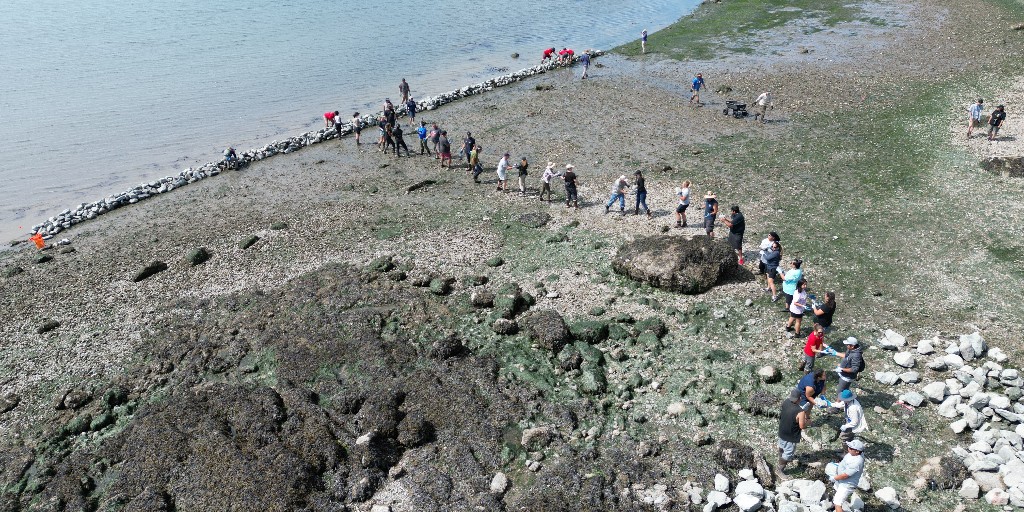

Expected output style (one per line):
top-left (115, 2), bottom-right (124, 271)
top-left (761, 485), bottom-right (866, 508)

top-left (2, 0), bottom-right (1024, 510)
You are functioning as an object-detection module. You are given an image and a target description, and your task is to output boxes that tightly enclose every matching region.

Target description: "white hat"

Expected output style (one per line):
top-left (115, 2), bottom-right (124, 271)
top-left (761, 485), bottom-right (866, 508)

top-left (846, 439), bottom-right (865, 451)
top-left (566, 164), bottom-right (575, 169)
top-left (619, 175), bottom-right (627, 180)
top-left (843, 337), bottom-right (859, 346)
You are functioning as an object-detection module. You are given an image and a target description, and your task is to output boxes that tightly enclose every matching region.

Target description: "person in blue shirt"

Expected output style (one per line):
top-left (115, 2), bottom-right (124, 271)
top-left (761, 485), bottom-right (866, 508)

top-left (780, 258), bottom-right (804, 309)
top-left (689, 73), bottom-right (706, 106)
top-left (796, 369), bottom-right (827, 412)
top-left (416, 121), bottom-right (430, 156)
top-left (580, 52), bottom-right (591, 79)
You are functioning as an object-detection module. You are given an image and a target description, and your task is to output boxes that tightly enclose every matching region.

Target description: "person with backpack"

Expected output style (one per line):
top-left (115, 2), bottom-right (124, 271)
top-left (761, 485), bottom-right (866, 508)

top-left (835, 337), bottom-right (865, 396)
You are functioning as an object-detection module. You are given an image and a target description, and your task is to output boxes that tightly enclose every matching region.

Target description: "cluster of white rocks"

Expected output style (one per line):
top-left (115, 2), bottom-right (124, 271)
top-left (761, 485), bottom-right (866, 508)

top-left (29, 53), bottom-right (600, 239)
top-left (872, 329), bottom-right (1024, 507)
top-left (677, 470), bottom-right (875, 512)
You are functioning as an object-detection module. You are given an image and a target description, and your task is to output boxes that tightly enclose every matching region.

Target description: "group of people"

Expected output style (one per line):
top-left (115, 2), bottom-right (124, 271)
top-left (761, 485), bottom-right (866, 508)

top-left (966, 97), bottom-right (1008, 140)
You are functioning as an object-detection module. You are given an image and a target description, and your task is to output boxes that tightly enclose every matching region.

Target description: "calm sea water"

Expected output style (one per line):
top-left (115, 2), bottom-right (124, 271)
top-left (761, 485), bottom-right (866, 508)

top-left (0, 0), bottom-right (697, 240)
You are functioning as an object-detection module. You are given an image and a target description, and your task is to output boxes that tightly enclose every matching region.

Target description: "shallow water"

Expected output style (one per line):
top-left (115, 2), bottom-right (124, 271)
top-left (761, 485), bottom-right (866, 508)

top-left (0, 0), bottom-right (699, 240)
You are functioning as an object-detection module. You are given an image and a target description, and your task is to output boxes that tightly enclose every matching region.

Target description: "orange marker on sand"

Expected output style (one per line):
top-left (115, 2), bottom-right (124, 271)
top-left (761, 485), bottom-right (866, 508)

top-left (30, 233), bottom-right (45, 249)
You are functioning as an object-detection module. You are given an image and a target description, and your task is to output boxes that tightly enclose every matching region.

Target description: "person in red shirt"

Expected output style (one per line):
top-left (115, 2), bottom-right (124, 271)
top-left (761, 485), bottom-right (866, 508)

top-left (324, 110), bottom-right (339, 128)
top-left (802, 323), bottom-right (825, 373)
top-left (542, 47), bottom-right (556, 63)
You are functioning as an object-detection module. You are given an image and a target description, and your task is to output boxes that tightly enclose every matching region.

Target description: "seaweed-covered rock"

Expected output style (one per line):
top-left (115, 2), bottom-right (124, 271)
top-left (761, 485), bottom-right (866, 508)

top-left (611, 236), bottom-right (738, 294)
top-left (518, 213), bottom-right (551, 228)
top-left (133, 261), bottom-right (168, 282)
top-left (935, 454), bottom-right (970, 490)
top-left (747, 389), bottom-right (779, 418)
top-left (492, 318), bottom-right (518, 335)
top-left (186, 247), bottom-right (211, 266)
top-left (716, 440), bottom-right (754, 470)
top-left (521, 310), bottom-right (570, 353)
top-left (570, 320), bottom-right (609, 344)
top-left (557, 345), bottom-right (583, 371)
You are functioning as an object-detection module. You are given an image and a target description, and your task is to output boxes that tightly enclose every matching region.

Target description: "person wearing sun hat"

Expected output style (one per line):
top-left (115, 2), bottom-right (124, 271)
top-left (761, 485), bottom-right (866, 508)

top-left (838, 389), bottom-right (867, 445)
top-left (702, 191), bottom-right (719, 236)
top-left (829, 439), bottom-right (866, 512)
top-left (835, 337), bottom-right (865, 396)
top-left (540, 162), bottom-right (558, 202)
top-left (563, 164), bottom-right (579, 209)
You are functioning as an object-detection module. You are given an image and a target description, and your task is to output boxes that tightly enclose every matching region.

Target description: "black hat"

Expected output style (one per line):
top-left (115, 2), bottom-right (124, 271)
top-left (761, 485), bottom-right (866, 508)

top-left (633, 170), bottom-right (643, 175)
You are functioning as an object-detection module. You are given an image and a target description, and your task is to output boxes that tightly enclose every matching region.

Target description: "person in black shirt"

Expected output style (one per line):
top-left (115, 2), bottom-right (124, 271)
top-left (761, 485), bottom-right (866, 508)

top-left (563, 164), bottom-right (579, 209)
top-left (989, 104), bottom-right (1007, 141)
top-left (382, 123), bottom-right (396, 154)
top-left (392, 123), bottom-right (409, 157)
top-left (462, 132), bottom-right (476, 164)
top-left (722, 205), bottom-right (746, 265)
top-left (633, 170), bottom-right (651, 217)
top-left (778, 388), bottom-right (808, 475)
top-left (812, 291), bottom-right (837, 333)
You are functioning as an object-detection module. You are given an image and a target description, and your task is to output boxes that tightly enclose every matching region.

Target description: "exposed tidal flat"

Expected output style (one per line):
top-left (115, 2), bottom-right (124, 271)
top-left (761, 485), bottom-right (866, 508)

top-left (2, 0), bottom-right (1024, 511)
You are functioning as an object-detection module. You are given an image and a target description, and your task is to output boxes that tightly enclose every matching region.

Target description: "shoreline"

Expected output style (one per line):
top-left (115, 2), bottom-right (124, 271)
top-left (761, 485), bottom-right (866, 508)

top-left (20, 53), bottom-right (602, 244)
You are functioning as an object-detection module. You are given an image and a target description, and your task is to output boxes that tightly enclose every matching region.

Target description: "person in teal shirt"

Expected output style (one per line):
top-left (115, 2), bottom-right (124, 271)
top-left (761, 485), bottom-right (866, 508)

top-left (780, 259), bottom-right (803, 309)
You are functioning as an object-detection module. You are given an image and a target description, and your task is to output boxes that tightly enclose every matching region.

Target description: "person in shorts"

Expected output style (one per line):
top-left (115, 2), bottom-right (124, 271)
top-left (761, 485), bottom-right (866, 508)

top-left (675, 181), bottom-right (691, 228)
top-left (351, 113), bottom-right (362, 144)
top-left (777, 388), bottom-right (808, 476)
top-left (989, 104), bottom-right (1007, 141)
top-left (722, 205), bottom-right (745, 264)
top-left (830, 440), bottom-right (866, 512)
top-left (967, 98), bottom-right (983, 138)
top-left (406, 97), bottom-right (417, 123)
top-left (689, 73), bottom-right (706, 105)
top-left (438, 131), bottom-right (452, 168)
top-left (563, 164), bottom-right (579, 208)
top-left (762, 239), bottom-right (782, 301)
top-left (496, 153), bottom-right (510, 191)
top-left (785, 279), bottom-right (809, 335)
top-left (702, 191), bottom-right (718, 236)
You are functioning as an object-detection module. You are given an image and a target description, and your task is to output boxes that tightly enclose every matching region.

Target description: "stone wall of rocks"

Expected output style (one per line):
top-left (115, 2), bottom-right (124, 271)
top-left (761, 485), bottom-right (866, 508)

top-left (28, 52), bottom-right (602, 239)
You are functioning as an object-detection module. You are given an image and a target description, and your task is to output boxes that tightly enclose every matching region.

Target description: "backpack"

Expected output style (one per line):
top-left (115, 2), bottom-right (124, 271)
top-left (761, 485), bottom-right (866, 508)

top-left (855, 350), bottom-right (866, 373)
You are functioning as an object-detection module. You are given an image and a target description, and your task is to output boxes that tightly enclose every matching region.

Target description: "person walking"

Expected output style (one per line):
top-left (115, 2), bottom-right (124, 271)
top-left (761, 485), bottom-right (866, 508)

top-left (641, 29), bottom-right (648, 54)
top-left (967, 98), bottom-right (984, 138)
top-left (702, 191), bottom-right (718, 236)
top-left (406, 97), bottom-right (417, 123)
top-left (324, 110), bottom-right (339, 129)
top-left (351, 112), bottom-right (362, 145)
top-left (580, 51), bottom-right (591, 79)
top-left (812, 291), bottom-right (838, 334)
top-left (429, 123), bottom-right (442, 157)
top-left (563, 164), bottom-right (579, 209)
top-left (722, 205), bottom-right (745, 264)
top-left (754, 91), bottom-right (774, 123)
top-left (675, 181), bottom-right (691, 228)
top-left (633, 170), bottom-right (651, 217)
top-left (462, 132), bottom-right (476, 164)
top-left (496, 153), bottom-right (510, 191)
top-left (829, 440), bottom-right (866, 512)
top-left (785, 279), bottom-right (809, 335)
top-left (515, 157), bottom-right (529, 195)
top-left (837, 389), bottom-right (867, 445)
top-left (777, 388), bottom-right (809, 478)
top-left (438, 131), bottom-right (452, 168)
top-left (605, 175), bottom-right (629, 214)
top-left (471, 145), bottom-right (484, 183)
top-left (802, 323), bottom-right (826, 373)
top-left (399, 78), bottom-right (411, 103)
top-left (835, 338), bottom-right (865, 396)
top-left (392, 123), bottom-right (410, 156)
top-left (381, 123), bottom-right (396, 154)
top-left (417, 121), bottom-right (431, 155)
top-left (376, 115), bottom-right (388, 150)
top-left (689, 73), bottom-right (706, 106)
top-left (989, 104), bottom-right (1007, 141)
top-left (780, 259), bottom-right (804, 309)
top-left (540, 162), bottom-right (557, 201)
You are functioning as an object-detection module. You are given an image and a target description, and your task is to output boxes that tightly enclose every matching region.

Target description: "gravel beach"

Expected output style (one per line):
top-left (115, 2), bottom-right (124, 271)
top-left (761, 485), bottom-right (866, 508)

top-left (2, 0), bottom-right (1024, 510)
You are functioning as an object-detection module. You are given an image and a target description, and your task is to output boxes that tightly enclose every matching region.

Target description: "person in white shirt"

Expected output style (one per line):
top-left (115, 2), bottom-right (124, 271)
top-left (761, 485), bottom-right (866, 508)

top-left (496, 153), bottom-right (510, 192)
top-left (674, 180), bottom-right (691, 228)
top-left (830, 440), bottom-right (866, 512)
top-left (754, 91), bottom-right (773, 123)
top-left (967, 97), bottom-right (984, 138)
top-left (540, 162), bottom-right (559, 202)
top-left (837, 389), bottom-right (867, 445)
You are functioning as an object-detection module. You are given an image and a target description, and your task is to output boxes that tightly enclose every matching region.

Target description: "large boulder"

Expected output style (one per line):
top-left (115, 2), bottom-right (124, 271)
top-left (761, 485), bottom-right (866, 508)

top-left (520, 310), bottom-right (571, 353)
top-left (611, 236), bottom-right (738, 294)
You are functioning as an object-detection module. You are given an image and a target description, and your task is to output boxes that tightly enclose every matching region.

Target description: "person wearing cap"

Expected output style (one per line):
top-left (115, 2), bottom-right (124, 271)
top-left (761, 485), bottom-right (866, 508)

top-left (777, 388), bottom-right (809, 477)
top-left (580, 51), bottom-right (591, 79)
top-left (966, 98), bottom-right (984, 138)
top-left (689, 73), bottom-right (706, 106)
top-left (633, 170), bottom-right (651, 217)
top-left (835, 338), bottom-right (865, 396)
top-left (496, 153), bottom-right (510, 191)
top-left (837, 389), bottom-right (867, 445)
top-left (702, 191), bottom-right (718, 236)
top-left (540, 162), bottom-right (559, 201)
top-left (988, 104), bottom-right (1007, 141)
top-left (721, 205), bottom-right (745, 264)
top-left (674, 181), bottom-right (691, 228)
top-left (830, 439), bottom-right (866, 512)
top-left (605, 175), bottom-right (630, 214)
top-left (515, 157), bottom-right (530, 195)
top-left (563, 164), bottom-right (579, 209)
